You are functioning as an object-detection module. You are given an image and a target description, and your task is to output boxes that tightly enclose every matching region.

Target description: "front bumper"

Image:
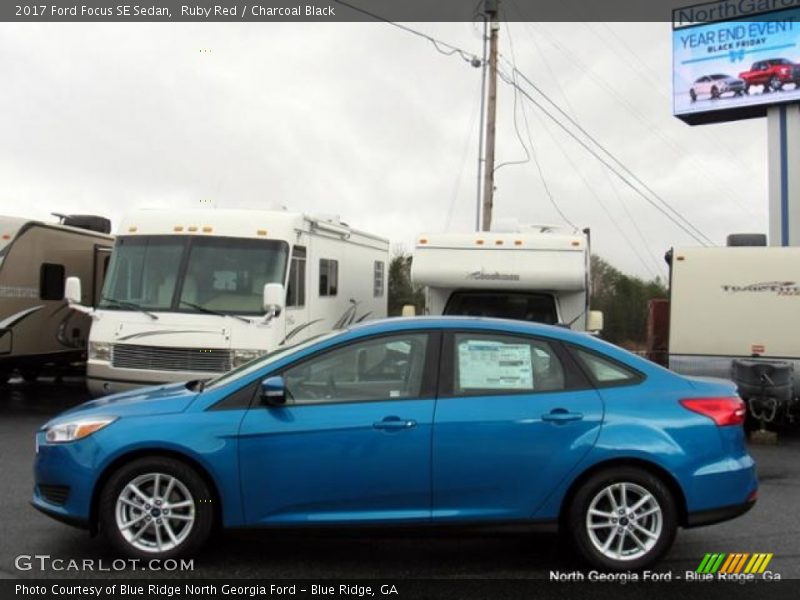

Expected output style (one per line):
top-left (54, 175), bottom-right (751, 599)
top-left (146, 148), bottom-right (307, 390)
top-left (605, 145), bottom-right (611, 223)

top-left (32, 431), bottom-right (99, 527)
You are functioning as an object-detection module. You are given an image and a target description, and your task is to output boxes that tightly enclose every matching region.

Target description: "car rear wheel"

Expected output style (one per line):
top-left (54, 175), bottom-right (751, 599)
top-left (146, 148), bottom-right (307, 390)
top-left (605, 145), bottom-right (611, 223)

top-left (567, 467), bottom-right (678, 570)
top-left (99, 456), bottom-right (214, 559)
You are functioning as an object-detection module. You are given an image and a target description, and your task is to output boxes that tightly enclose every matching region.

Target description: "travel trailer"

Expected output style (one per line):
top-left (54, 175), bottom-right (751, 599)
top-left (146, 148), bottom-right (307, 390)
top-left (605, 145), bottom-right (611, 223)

top-left (66, 209), bottom-right (389, 396)
top-left (411, 224), bottom-right (603, 332)
top-left (0, 214), bottom-right (113, 383)
top-left (667, 240), bottom-right (800, 426)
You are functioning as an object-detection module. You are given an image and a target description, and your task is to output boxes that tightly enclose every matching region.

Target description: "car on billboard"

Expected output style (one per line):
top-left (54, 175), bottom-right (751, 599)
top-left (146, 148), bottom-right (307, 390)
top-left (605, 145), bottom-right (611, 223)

top-left (689, 74), bottom-right (746, 101)
top-left (739, 58), bottom-right (800, 93)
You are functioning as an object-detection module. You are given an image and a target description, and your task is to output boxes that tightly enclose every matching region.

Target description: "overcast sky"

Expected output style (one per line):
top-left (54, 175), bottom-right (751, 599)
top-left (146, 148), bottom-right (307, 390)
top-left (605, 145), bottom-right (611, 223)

top-left (0, 21), bottom-right (768, 280)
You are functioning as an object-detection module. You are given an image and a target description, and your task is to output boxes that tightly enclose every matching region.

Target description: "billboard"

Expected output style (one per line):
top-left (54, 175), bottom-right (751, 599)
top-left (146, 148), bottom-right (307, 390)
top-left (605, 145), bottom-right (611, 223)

top-left (674, 4), bottom-right (800, 124)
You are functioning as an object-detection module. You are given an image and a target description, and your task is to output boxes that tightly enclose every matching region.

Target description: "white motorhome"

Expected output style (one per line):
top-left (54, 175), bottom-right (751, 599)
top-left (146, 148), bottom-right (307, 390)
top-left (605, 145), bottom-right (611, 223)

top-left (67, 209), bottom-right (389, 396)
top-left (0, 214), bottom-right (113, 383)
top-left (411, 225), bottom-right (602, 331)
top-left (667, 244), bottom-right (800, 424)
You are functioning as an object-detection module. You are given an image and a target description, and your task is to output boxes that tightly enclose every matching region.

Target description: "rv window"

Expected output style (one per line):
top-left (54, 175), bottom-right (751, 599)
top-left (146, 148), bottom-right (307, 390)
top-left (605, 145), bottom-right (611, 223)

top-left (373, 261), bottom-right (385, 297)
top-left (100, 237), bottom-right (185, 310)
top-left (179, 238), bottom-right (288, 314)
top-left (287, 246), bottom-right (307, 308)
top-left (444, 291), bottom-right (558, 324)
top-left (40, 263), bottom-right (65, 301)
top-left (319, 258), bottom-right (338, 297)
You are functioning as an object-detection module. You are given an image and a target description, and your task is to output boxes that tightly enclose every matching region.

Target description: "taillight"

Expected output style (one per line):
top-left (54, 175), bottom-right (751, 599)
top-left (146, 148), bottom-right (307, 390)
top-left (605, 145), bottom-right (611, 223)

top-left (680, 397), bottom-right (746, 426)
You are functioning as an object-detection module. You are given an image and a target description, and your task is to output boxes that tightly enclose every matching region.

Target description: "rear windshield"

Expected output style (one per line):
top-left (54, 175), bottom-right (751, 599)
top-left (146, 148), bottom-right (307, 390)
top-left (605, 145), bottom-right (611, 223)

top-left (443, 291), bottom-right (558, 324)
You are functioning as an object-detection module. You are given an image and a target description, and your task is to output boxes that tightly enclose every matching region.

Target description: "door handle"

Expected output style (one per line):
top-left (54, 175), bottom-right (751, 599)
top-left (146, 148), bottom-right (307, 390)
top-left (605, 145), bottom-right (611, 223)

top-left (541, 409), bottom-right (584, 423)
top-left (373, 417), bottom-right (416, 431)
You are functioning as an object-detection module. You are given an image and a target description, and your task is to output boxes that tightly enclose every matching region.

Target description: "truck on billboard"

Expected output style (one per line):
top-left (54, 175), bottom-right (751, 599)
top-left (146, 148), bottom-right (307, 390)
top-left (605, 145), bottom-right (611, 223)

top-left (674, 3), bottom-right (800, 124)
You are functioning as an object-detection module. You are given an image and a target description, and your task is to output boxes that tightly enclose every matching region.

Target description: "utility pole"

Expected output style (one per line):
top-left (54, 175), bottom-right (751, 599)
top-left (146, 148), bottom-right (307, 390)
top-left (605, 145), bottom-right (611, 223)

top-left (481, 0), bottom-right (499, 232)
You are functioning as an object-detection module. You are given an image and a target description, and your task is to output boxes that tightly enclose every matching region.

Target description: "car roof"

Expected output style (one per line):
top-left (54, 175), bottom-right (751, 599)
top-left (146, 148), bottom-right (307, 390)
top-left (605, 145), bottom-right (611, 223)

top-left (345, 316), bottom-right (592, 343)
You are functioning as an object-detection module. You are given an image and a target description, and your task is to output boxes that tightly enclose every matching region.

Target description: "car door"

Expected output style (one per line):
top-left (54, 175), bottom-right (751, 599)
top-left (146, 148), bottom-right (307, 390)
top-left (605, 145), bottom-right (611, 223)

top-left (431, 331), bottom-right (603, 522)
top-left (238, 330), bottom-right (439, 525)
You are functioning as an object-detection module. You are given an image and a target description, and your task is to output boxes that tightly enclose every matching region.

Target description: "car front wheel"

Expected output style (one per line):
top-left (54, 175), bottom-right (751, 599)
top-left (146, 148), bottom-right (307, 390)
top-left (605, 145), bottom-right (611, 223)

top-left (99, 456), bottom-right (214, 559)
top-left (567, 467), bottom-right (678, 571)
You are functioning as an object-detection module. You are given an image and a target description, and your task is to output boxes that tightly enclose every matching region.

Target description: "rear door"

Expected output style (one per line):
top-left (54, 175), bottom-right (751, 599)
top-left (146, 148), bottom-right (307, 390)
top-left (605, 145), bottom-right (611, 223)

top-left (431, 331), bottom-right (604, 521)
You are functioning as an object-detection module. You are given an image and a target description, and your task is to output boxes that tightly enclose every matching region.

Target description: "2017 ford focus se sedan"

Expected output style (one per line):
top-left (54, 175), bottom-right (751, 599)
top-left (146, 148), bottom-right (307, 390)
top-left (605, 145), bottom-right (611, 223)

top-left (32, 318), bottom-right (757, 570)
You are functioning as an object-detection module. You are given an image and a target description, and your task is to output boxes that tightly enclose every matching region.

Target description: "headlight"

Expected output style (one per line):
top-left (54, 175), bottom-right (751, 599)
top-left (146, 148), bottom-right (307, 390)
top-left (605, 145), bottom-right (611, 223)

top-left (88, 342), bottom-right (111, 361)
top-left (232, 349), bottom-right (266, 368)
top-left (45, 417), bottom-right (117, 444)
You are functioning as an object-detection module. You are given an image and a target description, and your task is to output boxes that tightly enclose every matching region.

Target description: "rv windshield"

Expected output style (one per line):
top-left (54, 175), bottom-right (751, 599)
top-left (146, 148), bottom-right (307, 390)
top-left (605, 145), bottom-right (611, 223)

top-left (444, 291), bottom-right (558, 324)
top-left (100, 235), bottom-right (289, 315)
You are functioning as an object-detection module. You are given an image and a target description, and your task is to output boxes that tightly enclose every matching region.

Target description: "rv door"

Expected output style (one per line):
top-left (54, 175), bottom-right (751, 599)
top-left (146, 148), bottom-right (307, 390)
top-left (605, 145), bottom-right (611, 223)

top-left (92, 245), bottom-right (112, 307)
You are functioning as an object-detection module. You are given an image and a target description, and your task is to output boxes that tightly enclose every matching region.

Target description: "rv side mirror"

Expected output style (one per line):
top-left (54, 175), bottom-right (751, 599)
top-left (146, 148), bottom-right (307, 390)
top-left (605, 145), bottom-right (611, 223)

top-left (263, 283), bottom-right (285, 318)
top-left (587, 310), bottom-right (604, 333)
top-left (65, 276), bottom-right (82, 305)
top-left (260, 375), bottom-right (286, 406)
top-left (401, 304), bottom-right (416, 317)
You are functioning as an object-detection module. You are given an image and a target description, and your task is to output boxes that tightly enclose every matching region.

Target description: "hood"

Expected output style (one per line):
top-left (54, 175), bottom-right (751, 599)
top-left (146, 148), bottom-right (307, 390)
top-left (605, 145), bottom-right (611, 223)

top-left (683, 375), bottom-right (739, 396)
top-left (44, 382), bottom-right (198, 428)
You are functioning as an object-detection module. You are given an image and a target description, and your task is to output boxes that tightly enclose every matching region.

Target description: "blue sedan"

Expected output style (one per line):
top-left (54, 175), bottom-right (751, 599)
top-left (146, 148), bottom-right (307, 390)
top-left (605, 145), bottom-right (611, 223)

top-left (32, 317), bottom-right (757, 570)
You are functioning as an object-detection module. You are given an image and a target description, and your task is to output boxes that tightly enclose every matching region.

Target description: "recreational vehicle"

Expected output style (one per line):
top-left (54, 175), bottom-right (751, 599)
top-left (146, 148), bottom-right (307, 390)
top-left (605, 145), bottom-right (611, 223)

top-left (0, 214), bottom-right (113, 383)
top-left (66, 209), bottom-right (389, 396)
top-left (667, 241), bottom-right (800, 426)
top-left (411, 224), bottom-right (603, 332)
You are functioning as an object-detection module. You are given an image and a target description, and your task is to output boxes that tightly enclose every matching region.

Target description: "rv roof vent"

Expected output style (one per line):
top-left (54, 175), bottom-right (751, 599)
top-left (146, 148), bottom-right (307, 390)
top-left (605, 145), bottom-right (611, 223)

top-left (53, 214), bottom-right (112, 234)
top-left (727, 233), bottom-right (767, 247)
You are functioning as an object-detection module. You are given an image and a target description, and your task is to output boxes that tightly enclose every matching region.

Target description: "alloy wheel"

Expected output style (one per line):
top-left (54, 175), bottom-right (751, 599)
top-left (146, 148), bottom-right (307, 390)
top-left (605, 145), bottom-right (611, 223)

top-left (585, 481), bottom-right (663, 562)
top-left (115, 472), bottom-right (196, 553)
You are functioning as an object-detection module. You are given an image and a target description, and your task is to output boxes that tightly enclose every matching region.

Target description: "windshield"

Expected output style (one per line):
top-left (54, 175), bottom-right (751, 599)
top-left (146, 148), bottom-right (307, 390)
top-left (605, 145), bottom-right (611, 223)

top-left (100, 235), bottom-right (289, 314)
top-left (444, 291), bottom-right (558, 324)
top-left (203, 330), bottom-right (343, 390)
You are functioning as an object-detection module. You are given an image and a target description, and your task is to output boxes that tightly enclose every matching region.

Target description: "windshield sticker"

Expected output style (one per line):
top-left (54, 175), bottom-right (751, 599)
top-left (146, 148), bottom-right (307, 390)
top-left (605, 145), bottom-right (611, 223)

top-left (458, 341), bottom-right (533, 390)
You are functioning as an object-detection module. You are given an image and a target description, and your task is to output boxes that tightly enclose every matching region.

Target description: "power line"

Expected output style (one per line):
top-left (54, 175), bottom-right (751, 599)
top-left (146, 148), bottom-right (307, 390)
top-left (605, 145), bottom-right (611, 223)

top-left (334, 1), bottom-right (479, 65)
top-left (507, 64), bottom-right (715, 246)
top-left (517, 24), bottom-right (666, 276)
top-left (500, 20), bottom-right (579, 230)
top-left (495, 67), bottom-right (711, 246)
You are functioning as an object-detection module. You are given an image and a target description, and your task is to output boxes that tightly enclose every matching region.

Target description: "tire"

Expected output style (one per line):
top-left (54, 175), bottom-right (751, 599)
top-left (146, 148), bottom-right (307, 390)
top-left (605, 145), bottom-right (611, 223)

top-left (689, 89), bottom-right (697, 102)
top-left (770, 76), bottom-right (782, 91)
top-left (710, 86), bottom-right (719, 99)
top-left (566, 467), bottom-right (678, 571)
top-left (20, 368), bottom-right (40, 383)
top-left (98, 456), bottom-right (214, 559)
top-left (744, 83), bottom-right (750, 94)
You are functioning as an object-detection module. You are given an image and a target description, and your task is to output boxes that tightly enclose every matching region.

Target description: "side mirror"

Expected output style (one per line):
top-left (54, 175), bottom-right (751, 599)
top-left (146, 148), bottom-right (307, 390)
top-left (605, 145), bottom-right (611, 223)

top-left (401, 304), bottom-right (416, 317)
top-left (263, 283), bottom-right (285, 319)
top-left (587, 310), bottom-right (604, 333)
top-left (260, 375), bottom-right (287, 406)
top-left (65, 276), bottom-right (82, 304)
